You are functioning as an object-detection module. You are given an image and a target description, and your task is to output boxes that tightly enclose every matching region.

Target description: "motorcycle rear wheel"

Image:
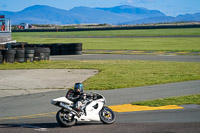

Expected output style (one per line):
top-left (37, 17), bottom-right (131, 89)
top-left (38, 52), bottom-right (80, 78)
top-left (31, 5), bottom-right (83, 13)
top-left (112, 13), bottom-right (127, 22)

top-left (100, 106), bottom-right (115, 124)
top-left (56, 109), bottom-right (76, 127)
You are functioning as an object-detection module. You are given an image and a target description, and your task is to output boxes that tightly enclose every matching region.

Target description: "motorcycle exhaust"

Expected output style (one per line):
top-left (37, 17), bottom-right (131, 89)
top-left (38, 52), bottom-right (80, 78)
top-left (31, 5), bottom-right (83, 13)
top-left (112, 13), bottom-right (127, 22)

top-left (60, 102), bottom-right (73, 111)
top-left (59, 102), bottom-right (80, 117)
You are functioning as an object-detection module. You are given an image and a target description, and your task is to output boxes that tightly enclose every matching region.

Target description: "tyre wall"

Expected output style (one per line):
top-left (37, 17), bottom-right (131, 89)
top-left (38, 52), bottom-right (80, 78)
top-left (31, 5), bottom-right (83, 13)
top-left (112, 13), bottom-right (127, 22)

top-left (0, 50), bottom-right (3, 64)
top-left (0, 47), bottom-right (51, 64)
top-left (20, 43), bottom-right (82, 55)
top-left (0, 42), bottom-right (82, 64)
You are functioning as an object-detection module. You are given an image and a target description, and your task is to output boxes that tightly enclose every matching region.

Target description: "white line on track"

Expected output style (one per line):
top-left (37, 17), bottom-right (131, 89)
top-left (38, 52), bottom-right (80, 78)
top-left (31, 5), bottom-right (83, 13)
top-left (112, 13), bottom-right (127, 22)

top-left (17, 124), bottom-right (49, 132)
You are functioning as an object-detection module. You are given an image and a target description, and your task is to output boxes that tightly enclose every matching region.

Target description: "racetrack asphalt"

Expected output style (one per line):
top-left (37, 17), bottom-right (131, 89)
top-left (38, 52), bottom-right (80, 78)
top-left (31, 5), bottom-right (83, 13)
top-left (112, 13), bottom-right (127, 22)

top-left (38, 35), bottom-right (200, 38)
top-left (1, 121), bottom-right (200, 133)
top-left (0, 108), bottom-right (200, 133)
top-left (0, 80), bottom-right (199, 118)
top-left (50, 54), bottom-right (200, 62)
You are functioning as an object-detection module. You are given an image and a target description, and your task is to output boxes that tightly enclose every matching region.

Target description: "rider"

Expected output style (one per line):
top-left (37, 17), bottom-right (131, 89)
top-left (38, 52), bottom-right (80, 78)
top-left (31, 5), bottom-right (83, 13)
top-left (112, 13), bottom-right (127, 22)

top-left (66, 83), bottom-right (86, 113)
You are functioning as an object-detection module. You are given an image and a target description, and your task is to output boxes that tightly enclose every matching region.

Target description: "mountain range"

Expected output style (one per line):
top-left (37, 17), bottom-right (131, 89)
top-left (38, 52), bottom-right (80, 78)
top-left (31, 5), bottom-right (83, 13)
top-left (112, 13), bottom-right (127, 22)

top-left (0, 5), bottom-right (200, 25)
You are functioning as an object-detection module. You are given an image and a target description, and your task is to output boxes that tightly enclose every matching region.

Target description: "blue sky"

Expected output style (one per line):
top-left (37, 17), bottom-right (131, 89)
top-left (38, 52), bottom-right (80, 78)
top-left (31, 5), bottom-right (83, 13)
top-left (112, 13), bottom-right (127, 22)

top-left (1, 0), bottom-right (200, 16)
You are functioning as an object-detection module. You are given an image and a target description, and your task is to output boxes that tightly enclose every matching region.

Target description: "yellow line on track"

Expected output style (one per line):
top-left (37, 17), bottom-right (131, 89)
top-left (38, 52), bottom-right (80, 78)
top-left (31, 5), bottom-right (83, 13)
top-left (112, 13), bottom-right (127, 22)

top-left (0, 112), bottom-right (56, 120)
top-left (108, 104), bottom-right (184, 112)
top-left (0, 105), bottom-right (184, 120)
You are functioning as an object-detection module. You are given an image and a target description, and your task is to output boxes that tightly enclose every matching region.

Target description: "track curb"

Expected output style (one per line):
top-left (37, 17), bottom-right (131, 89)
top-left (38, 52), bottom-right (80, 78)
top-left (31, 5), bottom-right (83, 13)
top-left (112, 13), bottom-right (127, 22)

top-left (108, 104), bottom-right (184, 112)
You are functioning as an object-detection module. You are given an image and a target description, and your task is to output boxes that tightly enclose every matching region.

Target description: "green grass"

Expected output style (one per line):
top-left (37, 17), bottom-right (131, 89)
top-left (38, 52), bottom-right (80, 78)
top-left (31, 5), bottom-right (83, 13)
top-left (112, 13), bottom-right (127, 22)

top-left (0, 60), bottom-right (200, 90)
top-left (12, 28), bottom-right (200, 52)
top-left (12, 36), bottom-right (200, 52)
top-left (12, 28), bottom-right (200, 37)
top-left (132, 94), bottom-right (200, 107)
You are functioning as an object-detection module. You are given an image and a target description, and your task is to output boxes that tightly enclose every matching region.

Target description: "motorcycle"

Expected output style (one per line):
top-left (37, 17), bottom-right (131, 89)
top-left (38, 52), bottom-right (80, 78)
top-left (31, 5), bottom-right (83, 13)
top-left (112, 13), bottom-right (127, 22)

top-left (51, 92), bottom-right (115, 127)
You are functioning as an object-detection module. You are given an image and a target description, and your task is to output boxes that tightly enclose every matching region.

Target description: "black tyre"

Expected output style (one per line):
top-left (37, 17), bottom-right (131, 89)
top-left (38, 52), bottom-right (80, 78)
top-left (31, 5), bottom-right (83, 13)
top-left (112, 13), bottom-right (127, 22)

top-left (16, 54), bottom-right (25, 58)
top-left (4, 54), bottom-right (15, 58)
top-left (99, 107), bottom-right (115, 124)
top-left (3, 50), bottom-right (16, 63)
top-left (25, 54), bottom-right (34, 58)
top-left (26, 44), bottom-right (36, 48)
top-left (35, 53), bottom-right (49, 61)
top-left (42, 44), bottom-right (51, 48)
top-left (50, 44), bottom-right (61, 55)
top-left (4, 58), bottom-right (15, 63)
top-left (70, 43), bottom-right (82, 51)
top-left (71, 51), bottom-right (82, 55)
top-left (60, 51), bottom-right (70, 55)
top-left (61, 44), bottom-right (70, 47)
top-left (35, 48), bottom-right (50, 53)
top-left (12, 44), bottom-right (22, 49)
top-left (70, 46), bottom-right (82, 51)
top-left (16, 58), bottom-right (25, 63)
top-left (60, 44), bottom-right (70, 55)
top-left (4, 49), bottom-right (16, 55)
top-left (42, 53), bottom-right (50, 60)
top-left (0, 55), bottom-right (3, 64)
top-left (56, 109), bottom-right (76, 127)
top-left (70, 43), bottom-right (82, 47)
top-left (39, 53), bottom-right (45, 60)
top-left (37, 44), bottom-right (45, 47)
top-left (25, 49), bottom-right (35, 54)
top-left (35, 52), bottom-right (48, 56)
top-left (16, 49), bottom-right (25, 54)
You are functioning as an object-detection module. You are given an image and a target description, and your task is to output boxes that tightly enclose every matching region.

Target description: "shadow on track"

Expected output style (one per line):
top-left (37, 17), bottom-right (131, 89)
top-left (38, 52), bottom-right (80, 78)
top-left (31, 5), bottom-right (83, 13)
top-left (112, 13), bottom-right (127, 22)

top-left (0, 122), bottom-right (102, 129)
top-left (1, 122), bottom-right (200, 133)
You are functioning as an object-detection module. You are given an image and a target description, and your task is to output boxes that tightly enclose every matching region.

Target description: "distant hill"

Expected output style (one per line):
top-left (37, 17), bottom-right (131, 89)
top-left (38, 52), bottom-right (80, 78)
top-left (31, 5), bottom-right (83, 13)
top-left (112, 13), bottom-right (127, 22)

top-left (68, 6), bottom-right (135, 24)
top-left (120, 12), bottom-right (200, 25)
top-left (175, 12), bottom-right (200, 22)
top-left (96, 5), bottom-right (165, 20)
top-left (0, 5), bottom-right (85, 24)
top-left (0, 5), bottom-right (199, 25)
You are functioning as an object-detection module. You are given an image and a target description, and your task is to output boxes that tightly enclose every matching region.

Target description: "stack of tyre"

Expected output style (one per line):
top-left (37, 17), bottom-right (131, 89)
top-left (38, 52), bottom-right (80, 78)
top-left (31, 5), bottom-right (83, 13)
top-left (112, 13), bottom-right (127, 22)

top-left (60, 44), bottom-right (70, 55)
top-left (0, 50), bottom-right (3, 64)
top-left (50, 43), bottom-right (82, 55)
top-left (11, 42), bottom-right (83, 55)
top-left (16, 49), bottom-right (25, 63)
top-left (3, 49), bottom-right (16, 63)
top-left (0, 47), bottom-right (51, 64)
top-left (70, 43), bottom-right (82, 55)
top-left (50, 44), bottom-right (61, 55)
top-left (34, 48), bottom-right (51, 61)
top-left (25, 49), bottom-right (35, 62)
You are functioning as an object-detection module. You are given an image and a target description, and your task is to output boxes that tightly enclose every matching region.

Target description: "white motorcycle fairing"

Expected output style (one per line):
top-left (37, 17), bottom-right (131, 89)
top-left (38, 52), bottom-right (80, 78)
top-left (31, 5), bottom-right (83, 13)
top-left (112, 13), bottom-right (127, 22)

top-left (51, 97), bottom-right (73, 106)
top-left (75, 99), bottom-right (104, 122)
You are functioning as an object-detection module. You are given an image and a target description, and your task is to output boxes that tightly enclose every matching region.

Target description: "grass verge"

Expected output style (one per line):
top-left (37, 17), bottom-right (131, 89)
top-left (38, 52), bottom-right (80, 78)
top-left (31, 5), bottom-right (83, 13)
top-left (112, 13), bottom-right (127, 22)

top-left (12, 36), bottom-right (200, 52)
top-left (131, 94), bottom-right (200, 107)
top-left (12, 28), bottom-right (200, 37)
top-left (0, 60), bottom-right (200, 90)
top-left (83, 50), bottom-right (200, 55)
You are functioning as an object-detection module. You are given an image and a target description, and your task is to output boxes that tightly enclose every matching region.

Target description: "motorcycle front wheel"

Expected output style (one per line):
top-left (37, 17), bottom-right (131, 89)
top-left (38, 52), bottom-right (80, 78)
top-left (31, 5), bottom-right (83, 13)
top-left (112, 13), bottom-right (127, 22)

top-left (56, 109), bottom-right (76, 127)
top-left (100, 106), bottom-right (115, 124)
